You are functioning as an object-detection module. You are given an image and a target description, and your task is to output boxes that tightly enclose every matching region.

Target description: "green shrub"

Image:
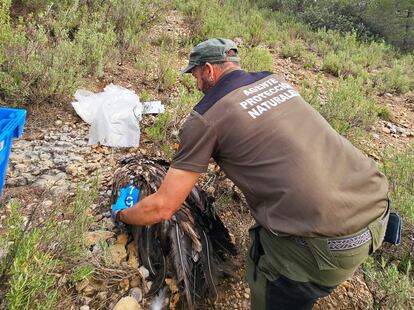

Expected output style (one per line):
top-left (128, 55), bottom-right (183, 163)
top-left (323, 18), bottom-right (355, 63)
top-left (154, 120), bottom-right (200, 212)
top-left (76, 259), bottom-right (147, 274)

top-left (173, 0), bottom-right (203, 17)
top-left (372, 59), bottom-right (412, 94)
top-left (0, 180), bottom-right (99, 309)
top-left (375, 105), bottom-right (392, 121)
top-left (364, 257), bottom-right (413, 309)
top-left (155, 46), bottom-right (178, 91)
top-left (381, 144), bottom-right (414, 225)
top-left (322, 51), bottom-right (368, 79)
top-left (243, 13), bottom-right (267, 46)
top-left (104, 0), bottom-right (169, 53)
top-left (302, 51), bottom-right (318, 69)
top-left (298, 1), bottom-right (372, 39)
top-left (300, 78), bottom-right (321, 107)
top-left (3, 210), bottom-right (59, 310)
top-left (241, 47), bottom-right (273, 72)
top-left (146, 111), bottom-right (174, 143)
top-left (319, 77), bottom-right (377, 137)
top-left (0, 0), bottom-right (170, 105)
top-left (280, 41), bottom-right (305, 59)
top-left (74, 20), bottom-right (117, 78)
top-left (146, 85), bottom-right (201, 157)
top-left (71, 264), bottom-right (95, 284)
top-left (265, 14), bottom-right (310, 47)
top-left (185, 0), bottom-right (240, 40)
top-left (0, 0), bottom-right (11, 25)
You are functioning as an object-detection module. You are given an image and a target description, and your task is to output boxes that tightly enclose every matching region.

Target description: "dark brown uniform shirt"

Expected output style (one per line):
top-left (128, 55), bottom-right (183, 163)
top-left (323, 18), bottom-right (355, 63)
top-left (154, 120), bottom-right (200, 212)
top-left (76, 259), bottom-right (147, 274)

top-left (171, 70), bottom-right (388, 237)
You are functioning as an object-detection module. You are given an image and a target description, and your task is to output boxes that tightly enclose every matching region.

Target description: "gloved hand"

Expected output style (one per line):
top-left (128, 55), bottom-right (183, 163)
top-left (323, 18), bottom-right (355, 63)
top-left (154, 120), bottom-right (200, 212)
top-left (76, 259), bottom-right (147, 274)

top-left (111, 184), bottom-right (140, 223)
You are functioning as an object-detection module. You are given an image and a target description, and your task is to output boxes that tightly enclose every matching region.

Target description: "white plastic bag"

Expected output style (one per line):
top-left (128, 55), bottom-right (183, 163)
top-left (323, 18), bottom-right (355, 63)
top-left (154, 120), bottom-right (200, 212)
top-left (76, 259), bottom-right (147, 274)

top-left (71, 84), bottom-right (142, 147)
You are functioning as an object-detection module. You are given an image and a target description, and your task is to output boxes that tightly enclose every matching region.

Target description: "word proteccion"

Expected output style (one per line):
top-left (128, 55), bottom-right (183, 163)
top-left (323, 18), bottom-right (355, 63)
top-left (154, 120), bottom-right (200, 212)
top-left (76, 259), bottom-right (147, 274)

top-left (239, 77), bottom-right (299, 119)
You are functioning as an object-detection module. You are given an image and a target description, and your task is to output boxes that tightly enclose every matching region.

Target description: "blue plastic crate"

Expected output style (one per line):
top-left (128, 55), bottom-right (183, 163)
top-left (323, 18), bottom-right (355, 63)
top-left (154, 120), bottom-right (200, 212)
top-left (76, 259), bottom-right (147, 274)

top-left (0, 107), bottom-right (27, 194)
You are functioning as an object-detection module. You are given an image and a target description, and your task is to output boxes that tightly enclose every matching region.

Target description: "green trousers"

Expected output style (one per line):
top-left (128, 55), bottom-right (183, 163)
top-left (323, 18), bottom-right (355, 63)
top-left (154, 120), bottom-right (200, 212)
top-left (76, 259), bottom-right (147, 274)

top-left (246, 209), bottom-right (389, 309)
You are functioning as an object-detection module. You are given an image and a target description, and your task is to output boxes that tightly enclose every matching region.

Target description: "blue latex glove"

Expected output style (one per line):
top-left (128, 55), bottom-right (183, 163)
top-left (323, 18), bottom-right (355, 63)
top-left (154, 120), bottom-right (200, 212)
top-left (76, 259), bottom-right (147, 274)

top-left (111, 185), bottom-right (140, 222)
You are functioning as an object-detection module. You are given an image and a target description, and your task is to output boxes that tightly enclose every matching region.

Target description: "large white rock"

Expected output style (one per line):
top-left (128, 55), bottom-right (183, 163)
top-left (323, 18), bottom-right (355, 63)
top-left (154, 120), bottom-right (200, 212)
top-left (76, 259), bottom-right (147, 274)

top-left (113, 297), bottom-right (141, 310)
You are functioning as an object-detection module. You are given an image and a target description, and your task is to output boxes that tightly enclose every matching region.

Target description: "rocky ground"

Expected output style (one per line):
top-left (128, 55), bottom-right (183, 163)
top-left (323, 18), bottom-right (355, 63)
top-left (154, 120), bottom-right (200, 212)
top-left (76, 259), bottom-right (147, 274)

top-left (1, 86), bottom-right (412, 310)
top-left (1, 9), bottom-right (413, 310)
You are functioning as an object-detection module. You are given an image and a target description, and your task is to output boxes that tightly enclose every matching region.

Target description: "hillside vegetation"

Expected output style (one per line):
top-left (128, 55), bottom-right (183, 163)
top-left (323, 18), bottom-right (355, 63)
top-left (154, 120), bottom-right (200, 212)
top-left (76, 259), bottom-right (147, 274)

top-left (0, 0), bottom-right (413, 309)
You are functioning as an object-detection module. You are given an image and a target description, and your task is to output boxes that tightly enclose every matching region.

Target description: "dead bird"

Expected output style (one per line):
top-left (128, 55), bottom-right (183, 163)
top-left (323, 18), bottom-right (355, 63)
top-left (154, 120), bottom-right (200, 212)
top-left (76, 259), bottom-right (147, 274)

top-left (111, 156), bottom-right (237, 309)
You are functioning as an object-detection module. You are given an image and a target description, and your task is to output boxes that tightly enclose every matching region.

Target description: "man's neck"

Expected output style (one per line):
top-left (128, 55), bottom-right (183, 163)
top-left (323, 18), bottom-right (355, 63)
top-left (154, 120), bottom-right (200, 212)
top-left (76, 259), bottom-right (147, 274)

top-left (217, 66), bottom-right (241, 81)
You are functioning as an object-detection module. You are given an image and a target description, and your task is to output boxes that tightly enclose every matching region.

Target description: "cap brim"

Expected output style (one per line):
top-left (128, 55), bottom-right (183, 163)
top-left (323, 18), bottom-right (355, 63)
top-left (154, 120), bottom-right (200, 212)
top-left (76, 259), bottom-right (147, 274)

top-left (180, 64), bottom-right (196, 75)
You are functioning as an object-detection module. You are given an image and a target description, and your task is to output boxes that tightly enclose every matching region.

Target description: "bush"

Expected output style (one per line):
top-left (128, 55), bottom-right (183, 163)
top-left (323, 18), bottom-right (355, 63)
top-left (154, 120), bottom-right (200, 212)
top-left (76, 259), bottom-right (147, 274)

top-left (241, 47), bottom-right (273, 72)
top-left (0, 0), bottom-right (170, 106)
top-left (280, 41), bottom-right (305, 59)
top-left (298, 1), bottom-right (372, 39)
top-left (319, 77), bottom-right (377, 138)
top-left (372, 59), bottom-right (412, 94)
top-left (242, 13), bottom-right (267, 47)
top-left (364, 257), bottom-right (413, 309)
top-left (381, 144), bottom-right (414, 225)
top-left (322, 51), bottom-right (368, 79)
top-left (155, 45), bottom-right (178, 91)
top-left (301, 51), bottom-right (318, 69)
top-left (0, 179), bottom-right (99, 309)
top-left (300, 78), bottom-right (321, 107)
top-left (146, 85), bottom-right (201, 157)
top-left (188, 0), bottom-right (240, 41)
top-left (0, 0), bottom-right (11, 25)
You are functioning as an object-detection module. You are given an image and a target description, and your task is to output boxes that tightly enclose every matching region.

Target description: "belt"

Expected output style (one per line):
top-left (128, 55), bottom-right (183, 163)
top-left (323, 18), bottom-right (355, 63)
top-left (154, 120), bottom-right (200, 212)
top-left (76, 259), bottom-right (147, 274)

top-left (291, 228), bottom-right (372, 251)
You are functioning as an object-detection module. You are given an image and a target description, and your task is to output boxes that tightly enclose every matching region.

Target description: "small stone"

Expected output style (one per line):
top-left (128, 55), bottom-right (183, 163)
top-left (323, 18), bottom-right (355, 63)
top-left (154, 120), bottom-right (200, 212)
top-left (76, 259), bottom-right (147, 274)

top-left (66, 164), bottom-right (77, 176)
top-left (83, 285), bottom-right (95, 296)
top-left (84, 231), bottom-right (115, 247)
top-left (111, 244), bottom-right (127, 265)
top-left (129, 287), bottom-right (143, 302)
top-left (147, 281), bottom-right (153, 290)
top-left (41, 200), bottom-right (53, 208)
top-left (138, 266), bottom-right (149, 279)
top-left (119, 278), bottom-right (130, 291)
top-left (116, 233), bottom-right (129, 246)
top-left (79, 306), bottom-right (89, 310)
top-left (81, 296), bottom-right (92, 305)
top-left (55, 120), bottom-right (63, 126)
top-left (130, 276), bottom-right (140, 288)
top-left (382, 127), bottom-right (391, 134)
top-left (96, 291), bottom-right (108, 301)
top-left (94, 214), bottom-right (104, 222)
top-left (127, 242), bottom-right (139, 268)
top-left (75, 279), bottom-right (89, 292)
top-left (229, 232), bottom-right (236, 244)
top-left (244, 293), bottom-right (250, 299)
top-left (113, 297), bottom-right (141, 310)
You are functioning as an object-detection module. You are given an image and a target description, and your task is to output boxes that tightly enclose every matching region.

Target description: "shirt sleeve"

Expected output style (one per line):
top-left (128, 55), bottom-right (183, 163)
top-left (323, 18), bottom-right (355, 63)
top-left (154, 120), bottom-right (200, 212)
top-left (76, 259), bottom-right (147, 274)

top-left (171, 111), bottom-right (217, 173)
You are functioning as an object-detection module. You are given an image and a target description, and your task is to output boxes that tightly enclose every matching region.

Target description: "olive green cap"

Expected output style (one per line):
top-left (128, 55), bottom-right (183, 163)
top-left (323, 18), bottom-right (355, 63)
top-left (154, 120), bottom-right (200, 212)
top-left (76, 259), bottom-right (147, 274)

top-left (181, 38), bottom-right (240, 74)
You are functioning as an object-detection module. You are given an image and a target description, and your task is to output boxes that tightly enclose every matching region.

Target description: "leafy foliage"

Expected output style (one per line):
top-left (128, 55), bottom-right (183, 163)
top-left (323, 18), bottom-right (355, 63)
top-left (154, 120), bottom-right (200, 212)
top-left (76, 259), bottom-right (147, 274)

top-left (381, 144), bottom-right (414, 225)
top-left (317, 77), bottom-right (377, 138)
top-left (0, 180), bottom-right (99, 310)
top-left (364, 256), bottom-right (413, 309)
top-left (0, 0), bottom-right (168, 105)
top-left (241, 47), bottom-right (273, 72)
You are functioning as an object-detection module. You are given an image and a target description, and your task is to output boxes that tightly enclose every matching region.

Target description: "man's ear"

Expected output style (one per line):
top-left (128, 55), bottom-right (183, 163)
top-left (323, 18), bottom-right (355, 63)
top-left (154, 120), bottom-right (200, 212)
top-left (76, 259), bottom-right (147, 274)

top-left (204, 63), bottom-right (215, 81)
